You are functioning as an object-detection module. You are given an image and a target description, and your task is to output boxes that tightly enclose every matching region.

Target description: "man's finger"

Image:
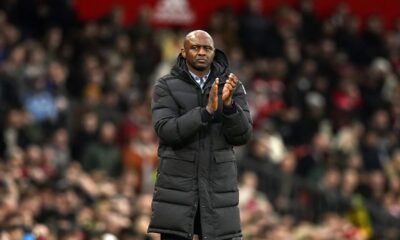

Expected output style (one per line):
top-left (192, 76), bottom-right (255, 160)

top-left (210, 78), bottom-right (219, 98)
top-left (229, 73), bottom-right (238, 82)
top-left (229, 80), bottom-right (237, 87)
top-left (213, 78), bottom-right (219, 90)
top-left (228, 74), bottom-right (238, 90)
top-left (225, 81), bottom-right (236, 90)
top-left (225, 84), bottom-right (233, 91)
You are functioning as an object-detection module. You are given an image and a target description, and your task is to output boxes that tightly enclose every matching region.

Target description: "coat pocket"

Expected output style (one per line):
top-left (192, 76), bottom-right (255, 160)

top-left (211, 149), bottom-right (238, 192)
top-left (158, 150), bottom-right (196, 178)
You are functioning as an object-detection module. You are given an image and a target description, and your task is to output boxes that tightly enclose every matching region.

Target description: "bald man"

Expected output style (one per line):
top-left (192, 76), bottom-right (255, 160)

top-left (148, 30), bottom-right (252, 240)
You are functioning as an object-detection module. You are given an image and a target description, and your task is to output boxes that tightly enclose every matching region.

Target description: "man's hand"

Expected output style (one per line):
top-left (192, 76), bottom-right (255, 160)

top-left (206, 78), bottom-right (219, 113)
top-left (222, 73), bottom-right (238, 107)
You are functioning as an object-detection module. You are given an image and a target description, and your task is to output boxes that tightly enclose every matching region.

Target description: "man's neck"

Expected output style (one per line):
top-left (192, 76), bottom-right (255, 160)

top-left (186, 64), bottom-right (210, 78)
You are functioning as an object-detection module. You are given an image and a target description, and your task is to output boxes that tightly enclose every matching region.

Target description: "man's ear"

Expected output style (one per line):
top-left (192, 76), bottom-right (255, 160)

top-left (181, 48), bottom-right (186, 58)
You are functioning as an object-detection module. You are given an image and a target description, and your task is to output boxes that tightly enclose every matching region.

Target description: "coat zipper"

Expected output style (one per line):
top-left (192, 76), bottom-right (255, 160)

top-left (191, 84), bottom-right (203, 238)
top-left (192, 75), bottom-right (214, 238)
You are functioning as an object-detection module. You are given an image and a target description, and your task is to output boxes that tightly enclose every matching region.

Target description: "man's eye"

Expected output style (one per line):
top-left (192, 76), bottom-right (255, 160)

top-left (191, 46), bottom-right (199, 50)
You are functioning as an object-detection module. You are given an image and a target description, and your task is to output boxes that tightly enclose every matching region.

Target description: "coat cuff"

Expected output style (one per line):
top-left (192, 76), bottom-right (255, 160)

top-left (223, 101), bottom-right (237, 115)
top-left (201, 108), bottom-right (214, 122)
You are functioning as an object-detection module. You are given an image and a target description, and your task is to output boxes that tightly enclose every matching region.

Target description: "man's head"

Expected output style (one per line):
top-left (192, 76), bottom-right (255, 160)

top-left (181, 30), bottom-right (215, 75)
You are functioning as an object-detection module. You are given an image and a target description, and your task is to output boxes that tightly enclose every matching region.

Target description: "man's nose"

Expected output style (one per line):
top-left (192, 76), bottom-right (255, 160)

top-left (197, 47), bottom-right (207, 55)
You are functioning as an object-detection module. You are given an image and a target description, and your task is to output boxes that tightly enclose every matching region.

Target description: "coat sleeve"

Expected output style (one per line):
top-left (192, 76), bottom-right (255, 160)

top-left (222, 82), bottom-right (253, 146)
top-left (151, 79), bottom-right (206, 147)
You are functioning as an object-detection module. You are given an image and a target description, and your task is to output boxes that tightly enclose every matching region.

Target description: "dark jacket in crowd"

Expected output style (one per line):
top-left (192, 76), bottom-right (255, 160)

top-left (148, 49), bottom-right (252, 239)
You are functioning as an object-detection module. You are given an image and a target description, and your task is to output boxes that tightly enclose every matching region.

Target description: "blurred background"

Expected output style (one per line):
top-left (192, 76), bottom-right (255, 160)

top-left (0, 0), bottom-right (400, 239)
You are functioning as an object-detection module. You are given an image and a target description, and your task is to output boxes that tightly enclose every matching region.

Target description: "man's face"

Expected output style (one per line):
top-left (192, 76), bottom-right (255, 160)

top-left (182, 33), bottom-right (215, 72)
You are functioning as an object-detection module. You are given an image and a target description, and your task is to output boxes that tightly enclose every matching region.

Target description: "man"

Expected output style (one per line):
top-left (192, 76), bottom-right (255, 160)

top-left (148, 30), bottom-right (252, 240)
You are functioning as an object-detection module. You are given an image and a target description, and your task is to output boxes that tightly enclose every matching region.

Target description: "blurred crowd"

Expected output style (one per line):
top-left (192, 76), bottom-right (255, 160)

top-left (0, 0), bottom-right (400, 239)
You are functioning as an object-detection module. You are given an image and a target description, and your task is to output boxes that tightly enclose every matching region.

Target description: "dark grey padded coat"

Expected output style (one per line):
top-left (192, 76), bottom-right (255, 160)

top-left (148, 49), bottom-right (252, 240)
